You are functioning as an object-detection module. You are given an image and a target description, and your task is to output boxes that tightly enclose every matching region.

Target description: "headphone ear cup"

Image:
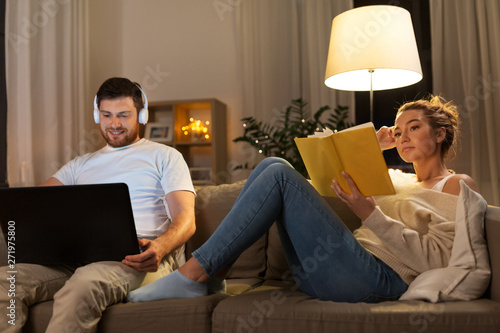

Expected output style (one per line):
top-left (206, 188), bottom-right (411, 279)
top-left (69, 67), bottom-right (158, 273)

top-left (93, 95), bottom-right (100, 124)
top-left (136, 85), bottom-right (148, 125)
top-left (94, 108), bottom-right (100, 124)
top-left (138, 108), bottom-right (149, 125)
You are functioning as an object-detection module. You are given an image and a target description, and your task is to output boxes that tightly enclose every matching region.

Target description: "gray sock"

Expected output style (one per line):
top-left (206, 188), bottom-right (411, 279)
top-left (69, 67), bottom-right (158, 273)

top-left (127, 270), bottom-right (207, 302)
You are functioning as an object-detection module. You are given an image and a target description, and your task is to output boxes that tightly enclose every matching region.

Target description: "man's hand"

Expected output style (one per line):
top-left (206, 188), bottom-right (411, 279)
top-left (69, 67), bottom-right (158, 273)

top-left (376, 126), bottom-right (396, 150)
top-left (122, 190), bottom-right (196, 273)
top-left (122, 239), bottom-right (164, 272)
top-left (331, 171), bottom-right (376, 221)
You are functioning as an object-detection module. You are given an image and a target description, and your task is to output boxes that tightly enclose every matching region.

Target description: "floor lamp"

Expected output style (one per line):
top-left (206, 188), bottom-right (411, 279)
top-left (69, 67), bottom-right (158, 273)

top-left (324, 5), bottom-right (423, 123)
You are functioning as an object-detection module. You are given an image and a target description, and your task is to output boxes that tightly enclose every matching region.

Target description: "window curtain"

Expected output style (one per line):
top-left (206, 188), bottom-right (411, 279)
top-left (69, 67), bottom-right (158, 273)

top-left (6, 0), bottom-right (90, 186)
top-left (298, 0), bottom-right (354, 117)
top-left (235, 0), bottom-right (354, 124)
top-left (430, 0), bottom-right (500, 205)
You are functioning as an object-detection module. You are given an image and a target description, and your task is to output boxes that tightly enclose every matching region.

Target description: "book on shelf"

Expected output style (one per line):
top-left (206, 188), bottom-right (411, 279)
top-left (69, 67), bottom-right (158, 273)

top-left (294, 122), bottom-right (395, 197)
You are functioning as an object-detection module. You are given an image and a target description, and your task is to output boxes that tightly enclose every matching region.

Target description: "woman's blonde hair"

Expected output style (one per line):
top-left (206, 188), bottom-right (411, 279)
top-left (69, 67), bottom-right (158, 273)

top-left (397, 95), bottom-right (460, 159)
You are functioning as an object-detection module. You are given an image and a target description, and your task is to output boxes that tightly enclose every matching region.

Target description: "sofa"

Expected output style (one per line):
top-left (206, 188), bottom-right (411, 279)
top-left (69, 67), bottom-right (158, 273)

top-left (4, 180), bottom-right (499, 332)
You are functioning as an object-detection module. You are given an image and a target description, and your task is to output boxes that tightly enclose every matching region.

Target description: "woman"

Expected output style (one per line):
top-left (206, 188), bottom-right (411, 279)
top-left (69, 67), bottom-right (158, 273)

top-left (127, 96), bottom-right (478, 303)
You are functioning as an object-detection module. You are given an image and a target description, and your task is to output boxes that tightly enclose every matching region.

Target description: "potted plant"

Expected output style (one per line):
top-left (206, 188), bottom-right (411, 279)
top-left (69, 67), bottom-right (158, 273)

top-left (233, 98), bottom-right (351, 177)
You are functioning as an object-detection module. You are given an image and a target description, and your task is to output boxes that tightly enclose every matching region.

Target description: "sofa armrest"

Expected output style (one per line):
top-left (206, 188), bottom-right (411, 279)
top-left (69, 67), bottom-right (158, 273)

top-left (485, 205), bottom-right (500, 301)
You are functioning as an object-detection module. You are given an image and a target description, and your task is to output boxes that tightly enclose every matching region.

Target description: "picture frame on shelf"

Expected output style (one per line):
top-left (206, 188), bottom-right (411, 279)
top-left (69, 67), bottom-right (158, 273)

top-left (190, 167), bottom-right (212, 185)
top-left (145, 122), bottom-right (173, 143)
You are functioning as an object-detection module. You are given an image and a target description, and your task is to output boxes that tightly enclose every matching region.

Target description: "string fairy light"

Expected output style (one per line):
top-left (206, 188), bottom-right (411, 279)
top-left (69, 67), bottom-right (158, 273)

top-left (181, 118), bottom-right (210, 140)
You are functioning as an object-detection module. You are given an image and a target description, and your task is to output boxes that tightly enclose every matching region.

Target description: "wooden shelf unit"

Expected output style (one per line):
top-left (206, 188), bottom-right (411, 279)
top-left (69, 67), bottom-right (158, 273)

top-left (145, 98), bottom-right (227, 185)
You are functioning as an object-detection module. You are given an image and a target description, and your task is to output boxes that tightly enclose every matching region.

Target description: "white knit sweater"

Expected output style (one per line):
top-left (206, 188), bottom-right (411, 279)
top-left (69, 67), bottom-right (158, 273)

top-left (354, 170), bottom-right (458, 285)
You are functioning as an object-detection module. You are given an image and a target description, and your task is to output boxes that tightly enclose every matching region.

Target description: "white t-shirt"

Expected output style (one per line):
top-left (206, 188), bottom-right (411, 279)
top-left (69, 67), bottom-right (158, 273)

top-left (53, 139), bottom-right (195, 238)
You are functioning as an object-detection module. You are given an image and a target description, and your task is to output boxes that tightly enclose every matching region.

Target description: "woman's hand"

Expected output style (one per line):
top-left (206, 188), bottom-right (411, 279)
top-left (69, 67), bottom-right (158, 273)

top-left (377, 126), bottom-right (396, 150)
top-left (331, 171), bottom-right (376, 221)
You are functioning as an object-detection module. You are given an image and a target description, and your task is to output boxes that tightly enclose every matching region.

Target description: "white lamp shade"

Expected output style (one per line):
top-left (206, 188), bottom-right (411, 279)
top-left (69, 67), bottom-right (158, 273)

top-left (324, 5), bottom-right (423, 91)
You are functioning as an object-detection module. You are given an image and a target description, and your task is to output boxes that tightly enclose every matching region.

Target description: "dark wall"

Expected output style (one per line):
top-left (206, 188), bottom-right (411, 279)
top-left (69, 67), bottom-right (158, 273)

top-left (0, 0), bottom-right (7, 187)
top-left (353, 0), bottom-right (432, 169)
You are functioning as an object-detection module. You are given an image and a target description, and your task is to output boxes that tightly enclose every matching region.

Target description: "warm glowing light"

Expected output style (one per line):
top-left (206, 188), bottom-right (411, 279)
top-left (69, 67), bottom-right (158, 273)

top-left (181, 118), bottom-right (210, 141)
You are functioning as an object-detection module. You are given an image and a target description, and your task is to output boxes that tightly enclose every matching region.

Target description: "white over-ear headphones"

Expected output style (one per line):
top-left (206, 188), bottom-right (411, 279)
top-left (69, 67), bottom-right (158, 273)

top-left (93, 85), bottom-right (149, 125)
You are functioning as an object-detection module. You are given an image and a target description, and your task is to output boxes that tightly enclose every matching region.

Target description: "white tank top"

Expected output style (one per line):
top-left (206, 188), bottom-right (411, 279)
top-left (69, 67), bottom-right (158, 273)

top-left (432, 174), bottom-right (455, 192)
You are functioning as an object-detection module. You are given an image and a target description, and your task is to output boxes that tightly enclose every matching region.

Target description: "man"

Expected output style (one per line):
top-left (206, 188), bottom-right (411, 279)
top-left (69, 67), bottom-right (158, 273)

top-left (0, 77), bottom-right (196, 333)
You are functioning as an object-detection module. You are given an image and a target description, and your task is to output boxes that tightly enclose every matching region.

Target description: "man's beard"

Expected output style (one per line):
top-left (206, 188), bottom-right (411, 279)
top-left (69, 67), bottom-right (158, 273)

top-left (101, 126), bottom-right (139, 148)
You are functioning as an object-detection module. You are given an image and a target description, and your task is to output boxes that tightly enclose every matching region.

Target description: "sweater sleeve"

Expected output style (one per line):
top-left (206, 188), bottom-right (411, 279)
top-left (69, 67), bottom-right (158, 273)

top-left (362, 206), bottom-right (455, 273)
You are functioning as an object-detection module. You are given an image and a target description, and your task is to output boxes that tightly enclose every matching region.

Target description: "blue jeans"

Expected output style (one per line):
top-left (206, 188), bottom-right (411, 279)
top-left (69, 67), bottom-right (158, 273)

top-left (192, 157), bottom-right (408, 303)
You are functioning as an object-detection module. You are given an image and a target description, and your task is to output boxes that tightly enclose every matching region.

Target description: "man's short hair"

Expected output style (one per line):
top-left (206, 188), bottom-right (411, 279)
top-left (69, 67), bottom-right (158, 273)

top-left (96, 77), bottom-right (144, 112)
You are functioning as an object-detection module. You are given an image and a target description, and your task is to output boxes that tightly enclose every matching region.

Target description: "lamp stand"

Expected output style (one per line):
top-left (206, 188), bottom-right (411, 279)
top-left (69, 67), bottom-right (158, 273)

top-left (369, 69), bottom-right (374, 123)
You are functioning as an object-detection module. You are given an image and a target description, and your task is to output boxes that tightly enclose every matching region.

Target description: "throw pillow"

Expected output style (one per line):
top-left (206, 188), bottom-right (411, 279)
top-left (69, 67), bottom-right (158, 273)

top-left (400, 180), bottom-right (490, 302)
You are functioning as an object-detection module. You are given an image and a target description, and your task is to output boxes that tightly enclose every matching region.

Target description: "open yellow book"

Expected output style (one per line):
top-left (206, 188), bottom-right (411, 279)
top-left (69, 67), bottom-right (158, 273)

top-left (294, 122), bottom-right (395, 197)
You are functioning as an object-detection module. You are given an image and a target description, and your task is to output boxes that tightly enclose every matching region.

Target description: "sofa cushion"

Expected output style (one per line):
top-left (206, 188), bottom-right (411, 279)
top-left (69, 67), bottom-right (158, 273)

top-left (212, 288), bottom-right (500, 333)
top-left (485, 205), bottom-right (500, 301)
top-left (264, 223), bottom-right (293, 281)
top-left (25, 294), bottom-right (228, 333)
top-left (189, 181), bottom-right (267, 279)
top-left (226, 278), bottom-right (265, 296)
top-left (400, 181), bottom-right (490, 302)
